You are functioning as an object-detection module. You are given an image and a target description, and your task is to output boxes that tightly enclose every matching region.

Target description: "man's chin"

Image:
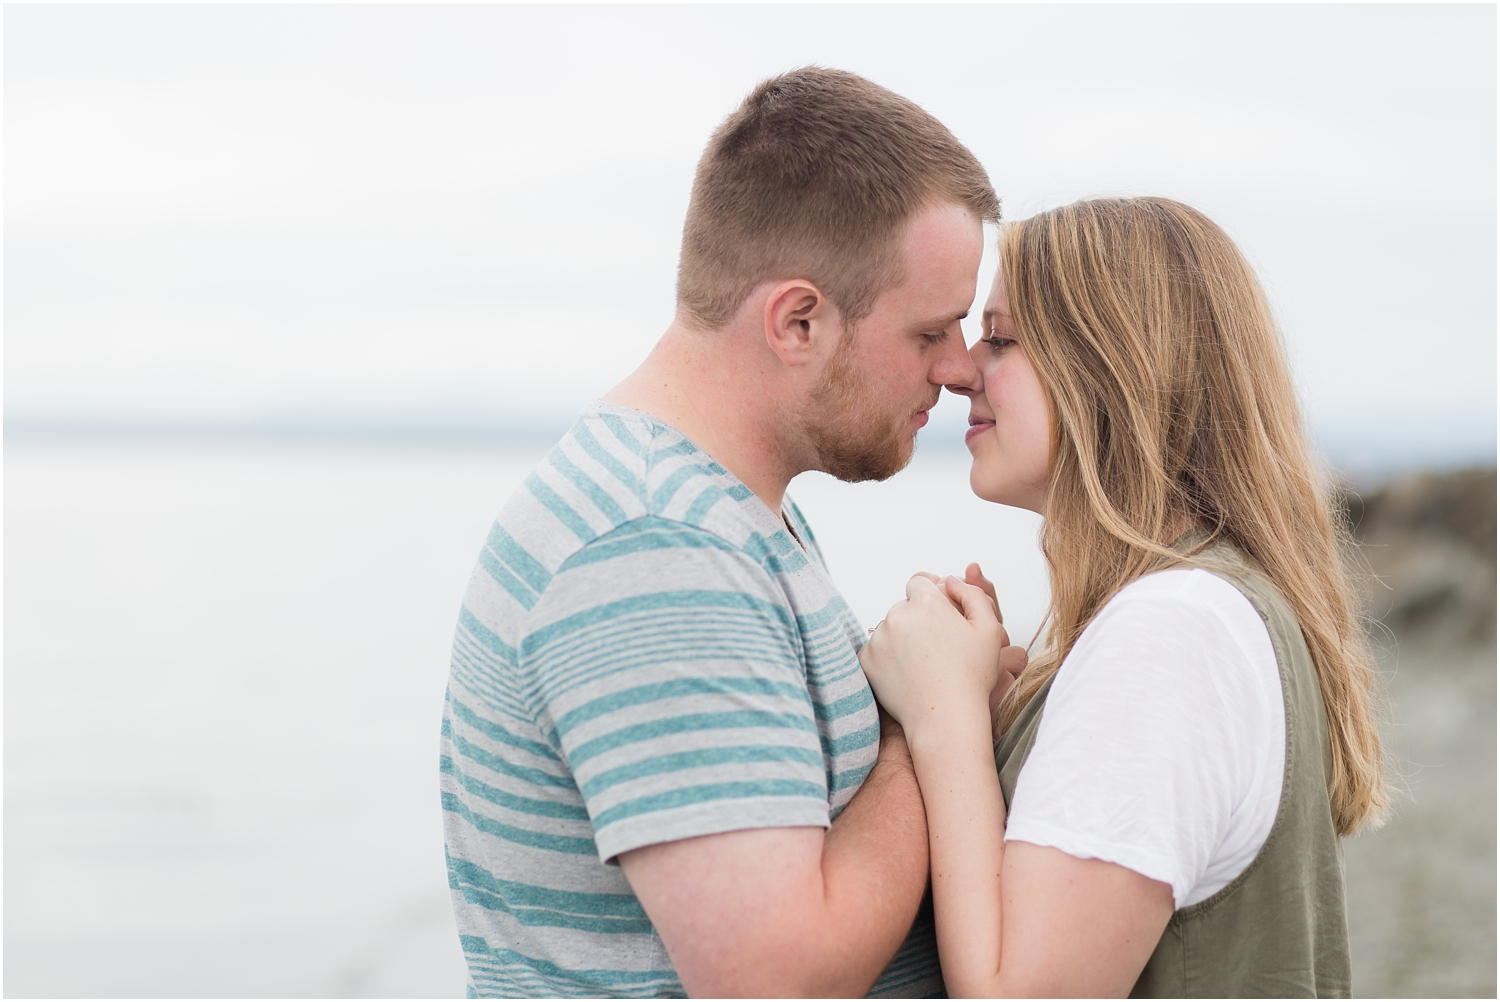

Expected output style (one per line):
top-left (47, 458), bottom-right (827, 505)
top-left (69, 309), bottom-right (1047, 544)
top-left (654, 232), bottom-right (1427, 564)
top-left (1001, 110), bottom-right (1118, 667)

top-left (823, 433), bottom-right (915, 484)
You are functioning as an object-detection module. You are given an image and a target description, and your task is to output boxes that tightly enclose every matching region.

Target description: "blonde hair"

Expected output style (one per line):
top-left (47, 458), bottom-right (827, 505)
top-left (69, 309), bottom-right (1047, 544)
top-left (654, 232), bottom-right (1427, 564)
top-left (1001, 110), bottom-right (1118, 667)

top-left (995, 197), bottom-right (1386, 836)
top-left (677, 67), bottom-right (999, 329)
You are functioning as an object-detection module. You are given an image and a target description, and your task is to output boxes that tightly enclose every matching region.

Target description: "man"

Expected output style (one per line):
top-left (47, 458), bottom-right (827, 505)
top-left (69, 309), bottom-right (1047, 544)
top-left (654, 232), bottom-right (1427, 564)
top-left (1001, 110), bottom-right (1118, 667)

top-left (440, 67), bottom-right (1000, 997)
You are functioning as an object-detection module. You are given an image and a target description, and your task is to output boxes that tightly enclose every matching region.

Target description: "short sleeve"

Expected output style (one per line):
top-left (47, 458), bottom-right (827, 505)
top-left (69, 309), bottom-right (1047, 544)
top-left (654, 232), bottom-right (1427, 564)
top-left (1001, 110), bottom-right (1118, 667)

top-left (521, 516), bottom-right (831, 863)
top-left (1006, 569), bottom-right (1283, 907)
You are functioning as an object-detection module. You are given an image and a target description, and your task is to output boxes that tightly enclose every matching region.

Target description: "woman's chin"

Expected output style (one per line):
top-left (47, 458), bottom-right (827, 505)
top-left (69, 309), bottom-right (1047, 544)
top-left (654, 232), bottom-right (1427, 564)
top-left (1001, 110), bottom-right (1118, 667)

top-left (968, 466), bottom-right (1044, 512)
top-left (967, 464), bottom-right (1007, 505)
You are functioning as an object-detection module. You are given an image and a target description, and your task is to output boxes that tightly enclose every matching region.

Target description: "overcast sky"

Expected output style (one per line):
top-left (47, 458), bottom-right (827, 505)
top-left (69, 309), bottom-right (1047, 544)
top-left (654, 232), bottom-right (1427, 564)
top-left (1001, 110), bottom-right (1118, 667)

top-left (6, 4), bottom-right (1495, 467)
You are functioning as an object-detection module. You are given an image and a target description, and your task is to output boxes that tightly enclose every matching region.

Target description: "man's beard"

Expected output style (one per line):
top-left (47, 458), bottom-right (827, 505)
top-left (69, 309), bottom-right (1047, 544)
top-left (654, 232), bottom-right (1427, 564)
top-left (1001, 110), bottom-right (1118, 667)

top-left (806, 333), bottom-right (935, 483)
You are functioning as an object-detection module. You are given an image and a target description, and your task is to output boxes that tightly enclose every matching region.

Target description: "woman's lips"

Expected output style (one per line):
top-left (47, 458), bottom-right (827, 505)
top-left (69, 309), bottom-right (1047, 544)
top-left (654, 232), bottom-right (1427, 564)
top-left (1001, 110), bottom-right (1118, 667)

top-left (965, 417), bottom-right (995, 443)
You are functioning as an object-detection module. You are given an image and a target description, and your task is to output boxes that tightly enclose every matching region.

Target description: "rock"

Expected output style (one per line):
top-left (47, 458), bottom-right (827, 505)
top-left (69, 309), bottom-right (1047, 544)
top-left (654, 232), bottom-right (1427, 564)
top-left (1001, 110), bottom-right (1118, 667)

top-left (1337, 466), bottom-right (1497, 997)
top-left (1340, 467), bottom-right (1496, 646)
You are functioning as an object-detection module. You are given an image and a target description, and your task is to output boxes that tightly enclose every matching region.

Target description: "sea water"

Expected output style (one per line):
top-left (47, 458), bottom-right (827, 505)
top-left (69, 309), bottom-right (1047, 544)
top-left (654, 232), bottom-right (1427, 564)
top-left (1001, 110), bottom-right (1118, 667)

top-left (3, 436), bottom-right (1048, 998)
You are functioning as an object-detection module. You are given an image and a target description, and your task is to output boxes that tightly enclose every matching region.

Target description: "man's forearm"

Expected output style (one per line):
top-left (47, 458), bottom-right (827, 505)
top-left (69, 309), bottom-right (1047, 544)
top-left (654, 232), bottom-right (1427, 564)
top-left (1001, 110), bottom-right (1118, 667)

top-left (813, 725), bottom-right (932, 995)
top-left (618, 726), bottom-right (932, 998)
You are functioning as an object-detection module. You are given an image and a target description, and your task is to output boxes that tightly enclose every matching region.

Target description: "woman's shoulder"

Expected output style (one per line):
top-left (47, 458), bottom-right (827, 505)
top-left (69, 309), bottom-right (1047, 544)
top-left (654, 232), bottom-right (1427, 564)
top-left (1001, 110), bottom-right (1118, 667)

top-left (1089, 566), bottom-right (1266, 643)
top-left (1057, 566), bottom-right (1278, 705)
top-left (1018, 563), bottom-right (1289, 913)
top-left (1110, 564), bottom-right (1252, 604)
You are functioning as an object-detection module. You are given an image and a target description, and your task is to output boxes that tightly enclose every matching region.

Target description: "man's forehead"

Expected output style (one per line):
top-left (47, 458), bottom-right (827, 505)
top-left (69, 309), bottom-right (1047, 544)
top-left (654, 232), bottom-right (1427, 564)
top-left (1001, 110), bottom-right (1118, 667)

top-left (891, 210), bottom-right (983, 288)
top-left (901, 201), bottom-right (984, 255)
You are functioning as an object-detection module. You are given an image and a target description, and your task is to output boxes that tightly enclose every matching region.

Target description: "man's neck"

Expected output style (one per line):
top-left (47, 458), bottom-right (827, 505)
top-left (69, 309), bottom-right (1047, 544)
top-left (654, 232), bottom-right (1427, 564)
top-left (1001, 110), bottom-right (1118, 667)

top-left (604, 319), bottom-right (807, 514)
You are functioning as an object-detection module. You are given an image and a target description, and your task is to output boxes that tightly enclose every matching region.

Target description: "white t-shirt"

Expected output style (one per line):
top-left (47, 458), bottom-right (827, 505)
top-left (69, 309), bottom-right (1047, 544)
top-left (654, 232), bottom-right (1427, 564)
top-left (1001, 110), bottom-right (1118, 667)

top-left (1006, 568), bottom-right (1286, 908)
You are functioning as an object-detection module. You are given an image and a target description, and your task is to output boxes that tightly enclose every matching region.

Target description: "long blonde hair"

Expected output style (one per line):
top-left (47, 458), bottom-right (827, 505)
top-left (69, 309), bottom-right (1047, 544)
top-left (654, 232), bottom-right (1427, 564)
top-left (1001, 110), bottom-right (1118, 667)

top-left (995, 197), bottom-right (1386, 836)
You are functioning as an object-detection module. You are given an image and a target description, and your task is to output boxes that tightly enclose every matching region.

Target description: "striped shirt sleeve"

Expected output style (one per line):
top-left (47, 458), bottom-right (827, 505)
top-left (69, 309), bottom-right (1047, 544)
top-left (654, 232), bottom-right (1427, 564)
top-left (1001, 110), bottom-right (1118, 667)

top-left (520, 516), bottom-right (831, 863)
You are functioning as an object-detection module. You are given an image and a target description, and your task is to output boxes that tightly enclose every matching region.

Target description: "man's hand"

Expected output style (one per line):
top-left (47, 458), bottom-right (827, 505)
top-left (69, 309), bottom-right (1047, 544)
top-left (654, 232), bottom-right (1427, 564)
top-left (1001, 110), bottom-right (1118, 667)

top-left (617, 724), bottom-right (929, 997)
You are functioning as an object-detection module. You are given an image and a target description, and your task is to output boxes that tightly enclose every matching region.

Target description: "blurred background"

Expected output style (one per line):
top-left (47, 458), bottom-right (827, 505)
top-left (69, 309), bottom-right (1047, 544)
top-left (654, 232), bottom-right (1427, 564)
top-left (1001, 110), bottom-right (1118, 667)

top-left (5, 5), bottom-right (1494, 997)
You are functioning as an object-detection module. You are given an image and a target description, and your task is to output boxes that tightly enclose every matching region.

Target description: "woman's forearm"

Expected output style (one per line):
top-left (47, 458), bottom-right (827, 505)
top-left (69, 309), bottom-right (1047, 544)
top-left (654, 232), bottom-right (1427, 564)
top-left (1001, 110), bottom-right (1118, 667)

top-left (906, 706), bottom-right (1009, 998)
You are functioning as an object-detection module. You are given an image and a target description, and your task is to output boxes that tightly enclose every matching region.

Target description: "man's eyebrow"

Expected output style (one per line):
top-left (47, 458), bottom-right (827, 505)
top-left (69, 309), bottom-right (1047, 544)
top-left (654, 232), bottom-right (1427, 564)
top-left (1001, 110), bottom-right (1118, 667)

top-left (916, 310), bottom-right (968, 329)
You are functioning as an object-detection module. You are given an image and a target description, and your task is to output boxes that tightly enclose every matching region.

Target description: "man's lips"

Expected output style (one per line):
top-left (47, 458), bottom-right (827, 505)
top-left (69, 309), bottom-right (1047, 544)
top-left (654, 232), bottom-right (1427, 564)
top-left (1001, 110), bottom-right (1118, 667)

top-left (965, 414), bottom-right (995, 443)
top-left (909, 394), bottom-right (940, 430)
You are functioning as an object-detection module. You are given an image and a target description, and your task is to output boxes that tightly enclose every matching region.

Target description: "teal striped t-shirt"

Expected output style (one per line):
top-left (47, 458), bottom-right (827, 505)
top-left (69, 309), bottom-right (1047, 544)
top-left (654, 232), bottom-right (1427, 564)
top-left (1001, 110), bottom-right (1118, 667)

top-left (440, 402), bottom-right (943, 998)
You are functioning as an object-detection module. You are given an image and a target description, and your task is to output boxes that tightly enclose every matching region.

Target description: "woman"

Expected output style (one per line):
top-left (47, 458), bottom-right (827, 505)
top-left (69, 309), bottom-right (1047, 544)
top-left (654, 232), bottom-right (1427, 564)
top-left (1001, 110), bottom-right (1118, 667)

top-left (860, 197), bottom-right (1384, 998)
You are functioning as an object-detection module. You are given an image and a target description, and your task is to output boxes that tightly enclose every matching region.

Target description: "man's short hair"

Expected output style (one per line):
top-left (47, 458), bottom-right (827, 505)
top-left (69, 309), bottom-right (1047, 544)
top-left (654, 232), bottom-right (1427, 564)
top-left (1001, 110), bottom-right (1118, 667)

top-left (677, 67), bottom-right (1001, 330)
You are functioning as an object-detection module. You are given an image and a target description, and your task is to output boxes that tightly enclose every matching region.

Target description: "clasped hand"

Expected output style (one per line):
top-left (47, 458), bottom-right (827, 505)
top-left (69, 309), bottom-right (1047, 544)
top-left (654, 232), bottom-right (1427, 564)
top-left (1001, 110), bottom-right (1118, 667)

top-left (859, 564), bottom-right (1028, 738)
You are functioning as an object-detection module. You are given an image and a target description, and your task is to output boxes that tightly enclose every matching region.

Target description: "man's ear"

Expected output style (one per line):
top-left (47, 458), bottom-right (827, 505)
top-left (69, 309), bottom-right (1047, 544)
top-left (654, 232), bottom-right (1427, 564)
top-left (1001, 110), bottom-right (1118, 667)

top-left (763, 279), bottom-right (839, 368)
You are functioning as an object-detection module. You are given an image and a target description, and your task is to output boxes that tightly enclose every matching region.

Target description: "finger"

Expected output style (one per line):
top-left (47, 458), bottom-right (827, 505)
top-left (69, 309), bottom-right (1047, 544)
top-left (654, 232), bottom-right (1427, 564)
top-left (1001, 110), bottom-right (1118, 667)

top-left (999, 644), bottom-right (1029, 680)
top-left (936, 575), bottom-right (967, 613)
top-left (912, 571), bottom-right (941, 585)
top-left (905, 573), bottom-right (945, 601)
top-left (944, 576), bottom-right (1001, 625)
top-left (966, 562), bottom-right (1002, 623)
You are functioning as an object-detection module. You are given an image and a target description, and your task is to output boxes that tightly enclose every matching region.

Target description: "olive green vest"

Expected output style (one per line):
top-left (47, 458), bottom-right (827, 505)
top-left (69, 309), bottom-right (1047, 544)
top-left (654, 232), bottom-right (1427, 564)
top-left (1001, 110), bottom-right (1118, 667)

top-left (995, 543), bottom-right (1352, 998)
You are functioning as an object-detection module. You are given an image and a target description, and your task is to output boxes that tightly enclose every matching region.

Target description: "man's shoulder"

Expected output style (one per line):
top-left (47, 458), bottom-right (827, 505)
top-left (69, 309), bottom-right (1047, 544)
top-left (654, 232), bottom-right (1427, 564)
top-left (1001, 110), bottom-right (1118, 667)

top-left (498, 404), bottom-right (812, 586)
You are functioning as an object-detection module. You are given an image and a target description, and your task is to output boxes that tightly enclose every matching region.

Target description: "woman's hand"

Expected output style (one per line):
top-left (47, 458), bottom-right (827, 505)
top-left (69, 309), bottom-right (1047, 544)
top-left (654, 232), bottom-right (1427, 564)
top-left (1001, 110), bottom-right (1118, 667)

top-left (859, 574), bottom-right (1007, 737)
top-left (964, 562), bottom-right (1031, 727)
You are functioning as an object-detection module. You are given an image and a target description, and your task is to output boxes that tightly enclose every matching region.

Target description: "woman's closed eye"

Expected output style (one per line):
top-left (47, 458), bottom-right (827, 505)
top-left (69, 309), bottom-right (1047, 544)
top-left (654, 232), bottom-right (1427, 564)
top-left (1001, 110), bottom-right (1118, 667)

top-left (980, 331), bottom-right (1016, 352)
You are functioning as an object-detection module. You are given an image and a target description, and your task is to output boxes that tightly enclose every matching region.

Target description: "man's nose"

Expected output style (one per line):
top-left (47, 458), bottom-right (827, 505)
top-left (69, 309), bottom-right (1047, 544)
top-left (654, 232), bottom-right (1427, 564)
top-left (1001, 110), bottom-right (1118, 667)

top-left (935, 337), bottom-right (982, 396)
